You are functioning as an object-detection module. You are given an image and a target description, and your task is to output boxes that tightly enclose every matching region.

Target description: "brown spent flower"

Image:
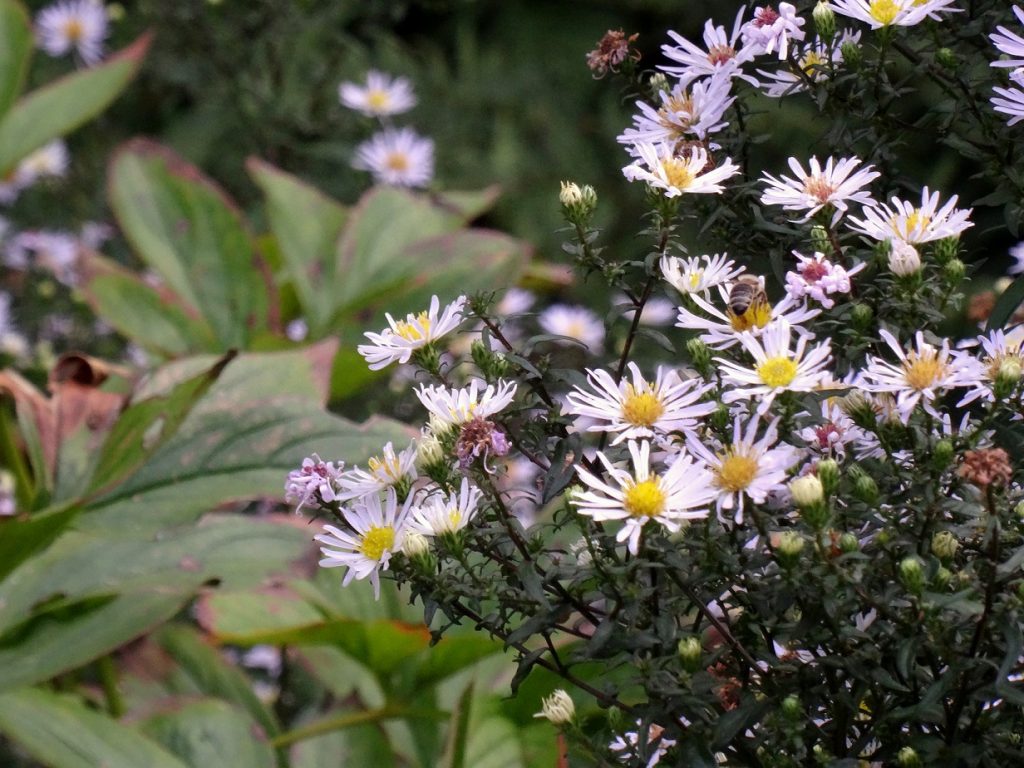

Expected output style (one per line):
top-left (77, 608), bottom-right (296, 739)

top-left (966, 291), bottom-right (996, 325)
top-left (586, 30), bottom-right (640, 78)
top-left (958, 447), bottom-right (1013, 489)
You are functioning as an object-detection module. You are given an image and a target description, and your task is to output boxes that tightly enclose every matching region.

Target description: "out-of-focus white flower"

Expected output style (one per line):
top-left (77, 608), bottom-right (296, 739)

top-left (352, 128), bottom-right (434, 188)
top-left (284, 454), bottom-right (344, 513)
top-left (416, 379), bottom-right (517, 428)
top-left (661, 8), bottom-right (760, 86)
top-left (285, 319), bottom-right (309, 341)
top-left (609, 722), bottom-right (677, 767)
top-left (760, 155), bottom-right (878, 225)
top-left (339, 70), bottom-right (416, 117)
top-left (661, 253), bottom-right (743, 298)
top-left (337, 441), bottom-right (418, 502)
top-left (7, 230), bottom-right (80, 285)
top-left (618, 73), bottom-right (735, 147)
top-left (887, 240), bottom-right (921, 276)
top-left (741, 3), bottom-right (806, 60)
top-left (848, 187), bottom-right (973, 245)
top-left (409, 477), bottom-right (483, 536)
top-left (497, 287), bottom-right (535, 315)
top-left (623, 144), bottom-right (741, 197)
top-left (357, 295), bottom-right (466, 370)
top-left (36, 0), bottom-right (109, 66)
top-left (0, 470), bottom-right (15, 516)
top-left (538, 304), bottom-right (605, 352)
top-left (1009, 242), bottom-right (1024, 276)
top-left (785, 251), bottom-right (863, 308)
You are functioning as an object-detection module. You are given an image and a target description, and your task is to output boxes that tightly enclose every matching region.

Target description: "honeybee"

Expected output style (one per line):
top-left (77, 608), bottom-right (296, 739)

top-left (727, 275), bottom-right (771, 332)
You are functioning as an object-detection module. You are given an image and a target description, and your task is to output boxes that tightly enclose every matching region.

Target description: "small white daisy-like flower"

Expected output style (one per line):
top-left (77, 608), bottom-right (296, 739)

top-left (16, 140), bottom-right (70, 185)
top-left (717, 320), bottom-right (834, 415)
top-left (566, 362), bottom-right (716, 444)
top-left (284, 454), bottom-right (344, 513)
top-left (1009, 242), bottom-right (1024, 276)
top-left (741, 3), bottom-right (806, 60)
top-left (336, 440), bottom-right (418, 502)
top-left (757, 31), bottom-right (862, 98)
top-left (831, 0), bottom-right (957, 30)
top-left (661, 8), bottom-right (760, 86)
top-left (957, 326), bottom-right (1024, 406)
top-left (617, 73), bottom-right (735, 147)
top-left (573, 440), bottom-right (717, 555)
top-left (847, 187), bottom-right (973, 245)
top-left (797, 399), bottom-right (865, 459)
top-left (357, 294), bottom-right (466, 370)
top-left (991, 7), bottom-right (1024, 78)
top-left (860, 330), bottom-right (983, 421)
top-left (416, 379), bottom-right (517, 429)
top-left (7, 230), bottom-right (81, 285)
top-left (687, 414), bottom-right (801, 524)
top-left (36, 0), bottom-right (108, 66)
top-left (784, 251), bottom-right (864, 309)
top-left (623, 144), bottom-right (741, 198)
top-left (609, 722), bottom-right (677, 768)
top-left (992, 82), bottom-right (1024, 126)
top-left (339, 70), bottom-right (417, 117)
top-left (316, 488), bottom-right (411, 599)
top-left (409, 477), bottom-right (483, 536)
top-left (676, 282), bottom-right (820, 349)
top-left (352, 128), bottom-right (434, 188)
top-left (538, 304), bottom-right (605, 352)
top-left (661, 252), bottom-right (743, 298)
top-left (760, 155), bottom-right (879, 225)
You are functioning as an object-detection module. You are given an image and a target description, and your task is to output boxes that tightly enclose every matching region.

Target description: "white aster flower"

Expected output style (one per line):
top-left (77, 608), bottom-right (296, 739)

top-left (676, 282), bottom-right (820, 349)
top-left (757, 31), bottom-right (862, 98)
top-left (497, 287), bottom-right (535, 315)
top-left (717, 319), bottom-right (834, 415)
top-left (847, 187), bottom-right (973, 245)
top-left (336, 440), bottom-right (418, 501)
top-left (661, 8), bottom-right (761, 86)
top-left (797, 399), bottom-right (865, 458)
top-left (609, 722), bottom-right (677, 768)
top-left (661, 252), bottom-right (743, 298)
top-left (416, 378), bottom-right (517, 428)
top-left (741, 3), bottom-right (807, 60)
top-left (760, 155), bottom-right (879, 225)
top-left (1010, 242), bottom-right (1024, 276)
top-left (284, 454), bottom-right (344, 513)
top-left (992, 83), bottom-right (1024, 126)
top-left (573, 440), bottom-right (717, 554)
top-left (538, 304), bottom-right (605, 352)
top-left (409, 477), bottom-right (483, 536)
top-left (991, 7), bottom-right (1024, 78)
top-left (831, 0), bottom-right (958, 30)
top-left (316, 488), bottom-right (411, 599)
top-left (339, 70), bottom-right (417, 117)
top-left (686, 414), bottom-right (801, 524)
top-left (623, 144), bottom-right (741, 197)
top-left (784, 251), bottom-right (864, 308)
top-left (357, 294), bottom-right (466, 370)
top-left (957, 326), bottom-right (1024, 406)
top-left (352, 128), bottom-right (434, 188)
top-left (6, 230), bottom-right (81, 285)
top-left (566, 362), bottom-right (716, 444)
top-left (617, 73), bottom-right (735, 147)
top-left (36, 0), bottom-right (108, 66)
top-left (860, 330), bottom-right (983, 421)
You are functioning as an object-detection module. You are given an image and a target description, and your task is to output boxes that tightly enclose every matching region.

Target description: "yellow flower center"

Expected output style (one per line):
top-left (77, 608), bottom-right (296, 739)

top-left (393, 311), bottom-right (429, 341)
top-left (385, 151), bottom-right (410, 172)
top-left (801, 51), bottom-right (825, 76)
top-left (368, 454), bottom-right (402, 481)
top-left (621, 386), bottom-right (665, 427)
top-left (802, 173), bottom-right (834, 203)
top-left (902, 208), bottom-right (931, 235)
top-left (715, 451), bottom-right (759, 492)
top-left (661, 158), bottom-right (695, 190)
top-left (366, 89), bottom-right (391, 111)
top-left (658, 93), bottom-right (695, 133)
top-left (447, 510), bottom-right (463, 529)
top-left (359, 525), bottom-right (396, 561)
top-left (63, 18), bottom-right (83, 41)
top-left (623, 478), bottom-right (666, 518)
top-left (869, 0), bottom-right (899, 25)
top-left (902, 348), bottom-right (946, 390)
top-left (728, 300), bottom-right (773, 332)
top-left (688, 270), bottom-right (704, 290)
top-left (757, 356), bottom-right (799, 388)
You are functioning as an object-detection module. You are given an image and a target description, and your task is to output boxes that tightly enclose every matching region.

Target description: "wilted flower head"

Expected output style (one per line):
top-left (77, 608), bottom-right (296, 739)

top-left (586, 29), bottom-right (640, 77)
top-left (285, 454), bottom-right (344, 513)
top-left (959, 448), bottom-right (1013, 489)
top-left (455, 416), bottom-right (510, 470)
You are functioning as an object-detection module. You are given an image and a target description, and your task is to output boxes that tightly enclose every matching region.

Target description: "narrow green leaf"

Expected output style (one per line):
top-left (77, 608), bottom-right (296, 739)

top-left (142, 699), bottom-right (275, 768)
top-left (987, 274), bottom-right (1024, 331)
top-left (0, 502), bottom-right (78, 582)
top-left (0, 0), bottom-right (32, 119)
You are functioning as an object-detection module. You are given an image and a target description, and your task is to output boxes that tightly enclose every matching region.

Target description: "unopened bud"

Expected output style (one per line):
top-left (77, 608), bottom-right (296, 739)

top-left (933, 236), bottom-right (960, 265)
top-left (606, 705), bottom-right (623, 730)
top-left (781, 694), bottom-right (802, 720)
top-left (838, 532), bottom-right (859, 553)
top-left (888, 241), bottom-right (921, 276)
top-left (678, 636), bottom-right (703, 673)
top-left (933, 439), bottom-right (954, 470)
top-left (709, 404), bottom-right (731, 433)
top-left (900, 556), bottom-right (925, 596)
top-left (649, 72), bottom-right (670, 95)
top-left (933, 566), bottom-right (953, 590)
top-left (996, 357), bottom-right (1022, 399)
top-left (840, 390), bottom-right (877, 430)
top-left (943, 257), bottom-right (966, 284)
top-left (816, 459), bottom-right (840, 496)
top-left (813, 1), bottom-right (836, 42)
top-left (936, 47), bottom-right (957, 70)
top-left (931, 531), bottom-right (959, 562)
top-left (403, 531), bottom-right (431, 559)
top-left (840, 39), bottom-right (861, 68)
top-left (790, 475), bottom-right (824, 508)
top-left (810, 225), bottom-right (831, 254)
top-left (470, 338), bottom-right (508, 379)
top-left (850, 302), bottom-right (873, 331)
top-left (897, 746), bottom-right (922, 768)
top-left (686, 337), bottom-right (712, 376)
top-left (107, 3), bottom-right (125, 20)
top-left (1016, 501), bottom-right (1024, 519)
top-left (535, 689), bottom-right (575, 725)
top-left (850, 467), bottom-right (878, 505)
top-left (560, 181), bottom-right (597, 224)
top-left (776, 531), bottom-right (805, 567)
top-left (416, 433), bottom-right (445, 470)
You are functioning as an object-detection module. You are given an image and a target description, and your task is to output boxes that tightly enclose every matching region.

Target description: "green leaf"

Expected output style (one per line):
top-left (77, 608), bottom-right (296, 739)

top-left (247, 157), bottom-right (348, 334)
top-left (0, 34), bottom-right (151, 176)
top-left (0, 688), bottom-right (188, 768)
top-left (432, 185), bottom-right (502, 223)
top-left (108, 139), bottom-right (269, 349)
top-left (0, 502), bottom-right (78, 582)
top-left (987, 273), bottom-right (1024, 331)
top-left (0, 0), bottom-right (32, 120)
top-left (290, 719), bottom-right (396, 768)
top-left (142, 699), bottom-right (275, 768)
top-left (156, 624), bottom-right (281, 738)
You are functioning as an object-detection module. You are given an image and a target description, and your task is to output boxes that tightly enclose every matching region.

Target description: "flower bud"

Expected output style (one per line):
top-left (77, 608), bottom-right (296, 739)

top-left (850, 302), bottom-right (873, 331)
top-left (810, 224), bottom-right (831, 254)
top-left (776, 531), bottom-right (805, 567)
top-left (929, 531), bottom-right (958, 562)
top-left (888, 241), bottom-right (921, 276)
top-left (995, 357), bottom-right (1022, 399)
top-left (943, 257), bottom-right (966, 285)
top-left (781, 694), bottom-right (802, 720)
top-left (107, 3), bottom-right (126, 20)
top-left (936, 47), bottom-right (957, 70)
top-left (897, 746), bottom-right (922, 768)
top-left (840, 39), bottom-right (861, 68)
top-left (403, 531), bottom-right (431, 559)
top-left (838, 532), bottom-right (859, 553)
top-left (678, 636), bottom-right (703, 673)
top-left (933, 566), bottom-right (953, 590)
top-left (790, 475), bottom-right (824, 508)
top-left (649, 72), bottom-right (670, 95)
top-left (900, 556), bottom-right (925, 596)
top-left (1016, 501), bottom-right (1024, 520)
top-left (470, 338), bottom-right (508, 380)
top-left (813, 1), bottom-right (836, 42)
top-left (933, 235), bottom-right (960, 264)
top-left (606, 705), bottom-right (623, 730)
top-left (686, 337), bottom-right (712, 377)
top-left (839, 390), bottom-right (877, 431)
top-left (709, 403), bottom-right (731, 434)
top-left (1017, 582), bottom-right (1024, 602)
top-left (850, 467), bottom-right (878, 505)
top-left (535, 689), bottom-right (575, 725)
top-left (560, 181), bottom-right (597, 224)
top-left (815, 459), bottom-right (840, 496)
